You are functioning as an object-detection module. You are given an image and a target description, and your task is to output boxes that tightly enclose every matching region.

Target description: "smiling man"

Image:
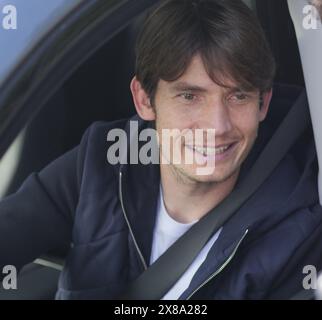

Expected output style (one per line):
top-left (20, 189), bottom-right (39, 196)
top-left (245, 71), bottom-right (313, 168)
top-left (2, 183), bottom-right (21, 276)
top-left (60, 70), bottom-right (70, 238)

top-left (1, 0), bottom-right (322, 300)
top-left (131, 52), bottom-right (272, 223)
top-left (130, 0), bottom-right (273, 225)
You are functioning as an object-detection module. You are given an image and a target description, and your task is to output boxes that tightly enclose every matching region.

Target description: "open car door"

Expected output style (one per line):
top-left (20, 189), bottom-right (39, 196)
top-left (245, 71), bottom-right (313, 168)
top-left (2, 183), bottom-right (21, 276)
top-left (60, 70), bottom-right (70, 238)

top-left (288, 0), bottom-right (322, 202)
top-left (288, 0), bottom-right (322, 299)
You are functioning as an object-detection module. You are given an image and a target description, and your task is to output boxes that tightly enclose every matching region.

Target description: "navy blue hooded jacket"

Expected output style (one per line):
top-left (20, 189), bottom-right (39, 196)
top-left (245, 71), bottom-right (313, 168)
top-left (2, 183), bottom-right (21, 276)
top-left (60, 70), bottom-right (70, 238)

top-left (1, 84), bottom-right (322, 299)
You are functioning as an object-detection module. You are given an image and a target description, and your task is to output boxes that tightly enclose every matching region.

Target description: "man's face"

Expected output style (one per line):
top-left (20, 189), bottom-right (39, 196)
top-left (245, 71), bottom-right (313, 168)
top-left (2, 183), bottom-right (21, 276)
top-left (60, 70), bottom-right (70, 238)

top-left (152, 55), bottom-right (271, 184)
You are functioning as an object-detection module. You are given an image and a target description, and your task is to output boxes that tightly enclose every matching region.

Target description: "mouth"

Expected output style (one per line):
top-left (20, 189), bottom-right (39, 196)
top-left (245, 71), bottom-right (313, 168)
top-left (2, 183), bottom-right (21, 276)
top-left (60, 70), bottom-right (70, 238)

top-left (185, 142), bottom-right (238, 157)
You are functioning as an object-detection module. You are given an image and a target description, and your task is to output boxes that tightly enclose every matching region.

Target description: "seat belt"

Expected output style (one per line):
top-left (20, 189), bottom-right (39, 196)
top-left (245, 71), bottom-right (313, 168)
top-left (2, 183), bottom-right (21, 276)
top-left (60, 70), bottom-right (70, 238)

top-left (120, 91), bottom-right (310, 300)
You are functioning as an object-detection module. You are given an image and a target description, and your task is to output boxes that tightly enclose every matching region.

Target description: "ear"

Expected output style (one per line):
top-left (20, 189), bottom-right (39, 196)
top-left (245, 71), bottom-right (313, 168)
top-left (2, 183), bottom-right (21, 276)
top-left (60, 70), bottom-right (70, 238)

top-left (130, 76), bottom-right (156, 121)
top-left (259, 89), bottom-right (273, 122)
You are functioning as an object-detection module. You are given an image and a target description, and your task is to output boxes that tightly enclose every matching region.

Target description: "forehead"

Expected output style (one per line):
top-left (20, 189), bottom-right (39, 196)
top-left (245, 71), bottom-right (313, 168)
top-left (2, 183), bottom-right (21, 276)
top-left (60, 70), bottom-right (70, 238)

top-left (160, 55), bottom-right (241, 93)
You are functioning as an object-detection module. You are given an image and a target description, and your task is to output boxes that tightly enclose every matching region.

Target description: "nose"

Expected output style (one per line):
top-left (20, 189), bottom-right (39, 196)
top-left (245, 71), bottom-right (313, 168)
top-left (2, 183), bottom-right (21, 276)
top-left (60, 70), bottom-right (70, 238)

top-left (205, 99), bottom-right (233, 136)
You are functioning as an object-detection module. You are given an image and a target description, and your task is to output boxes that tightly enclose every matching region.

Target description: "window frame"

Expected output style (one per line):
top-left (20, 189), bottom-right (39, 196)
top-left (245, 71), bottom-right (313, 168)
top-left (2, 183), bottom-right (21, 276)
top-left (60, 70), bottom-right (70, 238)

top-left (0, 0), bottom-right (160, 159)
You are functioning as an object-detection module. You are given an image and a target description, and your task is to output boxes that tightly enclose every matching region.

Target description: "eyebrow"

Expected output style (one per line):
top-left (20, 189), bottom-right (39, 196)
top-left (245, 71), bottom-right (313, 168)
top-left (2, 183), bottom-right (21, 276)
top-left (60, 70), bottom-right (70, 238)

top-left (169, 82), bottom-right (249, 94)
top-left (169, 82), bottom-right (209, 94)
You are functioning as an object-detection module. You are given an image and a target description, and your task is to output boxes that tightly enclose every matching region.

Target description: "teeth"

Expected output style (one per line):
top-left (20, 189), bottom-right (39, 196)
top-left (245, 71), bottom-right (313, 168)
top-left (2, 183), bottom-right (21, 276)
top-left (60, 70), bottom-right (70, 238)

top-left (191, 145), bottom-right (230, 156)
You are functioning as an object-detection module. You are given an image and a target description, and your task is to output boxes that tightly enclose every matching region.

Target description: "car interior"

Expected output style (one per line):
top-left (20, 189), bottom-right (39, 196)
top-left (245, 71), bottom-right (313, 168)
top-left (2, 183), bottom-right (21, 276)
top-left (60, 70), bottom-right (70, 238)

top-left (0, 0), bottom-right (318, 299)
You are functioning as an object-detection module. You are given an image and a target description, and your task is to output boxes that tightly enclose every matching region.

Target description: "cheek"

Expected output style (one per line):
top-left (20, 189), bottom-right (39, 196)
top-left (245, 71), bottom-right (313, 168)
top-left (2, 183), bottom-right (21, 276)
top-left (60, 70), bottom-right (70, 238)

top-left (156, 106), bottom-right (195, 131)
top-left (231, 110), bottom-right (261, 138)
top-left (155, 112), bottom-right (199, 150)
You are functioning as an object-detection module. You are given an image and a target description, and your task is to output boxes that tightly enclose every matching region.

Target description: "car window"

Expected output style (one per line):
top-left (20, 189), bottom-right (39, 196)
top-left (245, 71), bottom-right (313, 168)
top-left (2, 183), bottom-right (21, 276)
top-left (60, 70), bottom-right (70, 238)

top-left (0, 0), bottom-right (158, 300)
top-left (0, 0), bottom-right (84, 87)
top-left (0, 130), bottom-right (25, 198)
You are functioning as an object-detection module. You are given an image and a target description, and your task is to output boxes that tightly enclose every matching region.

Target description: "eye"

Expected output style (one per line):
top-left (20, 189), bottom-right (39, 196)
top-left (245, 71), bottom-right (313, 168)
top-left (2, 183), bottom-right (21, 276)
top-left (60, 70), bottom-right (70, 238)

top-left (228, 92), bottom-right (250, 105)
top-left (179, 93), bottom-right (197, 101)
top-left (234, 93), bottom-right (248, 101)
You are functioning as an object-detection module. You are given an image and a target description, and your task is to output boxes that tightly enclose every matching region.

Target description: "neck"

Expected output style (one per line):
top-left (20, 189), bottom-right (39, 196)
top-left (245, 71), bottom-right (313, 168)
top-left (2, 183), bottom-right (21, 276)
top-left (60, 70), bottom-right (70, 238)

top-left (160, 165), bottom-right (239, 224)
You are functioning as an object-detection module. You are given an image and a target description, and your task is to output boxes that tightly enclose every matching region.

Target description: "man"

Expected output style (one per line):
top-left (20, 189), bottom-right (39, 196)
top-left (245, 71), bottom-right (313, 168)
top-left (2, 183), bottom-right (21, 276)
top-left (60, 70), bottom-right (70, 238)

top-left (1, 0), bottom-right (322, 300)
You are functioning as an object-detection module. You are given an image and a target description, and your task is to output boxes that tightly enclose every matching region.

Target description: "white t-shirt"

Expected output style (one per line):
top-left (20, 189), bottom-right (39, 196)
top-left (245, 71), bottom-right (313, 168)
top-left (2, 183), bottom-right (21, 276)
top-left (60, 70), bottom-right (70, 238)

top-left (150, 187), bottom-right (222, 300)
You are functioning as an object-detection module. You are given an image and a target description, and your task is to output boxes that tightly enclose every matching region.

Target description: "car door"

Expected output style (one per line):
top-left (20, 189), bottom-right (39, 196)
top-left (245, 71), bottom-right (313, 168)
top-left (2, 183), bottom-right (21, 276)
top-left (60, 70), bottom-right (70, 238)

top-left (288, 0), bottom-right (322, 202)
top-left (0, 0), bottom-right (160, 299)
top-left (0, 0), bottom-right (319, 300)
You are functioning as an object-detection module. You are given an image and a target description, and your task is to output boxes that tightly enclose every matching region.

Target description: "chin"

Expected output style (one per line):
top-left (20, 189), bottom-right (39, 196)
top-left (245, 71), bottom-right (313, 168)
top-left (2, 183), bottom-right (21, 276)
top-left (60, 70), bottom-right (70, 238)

top-left (194, 173), bottom-right (235, 184)
top-left (175, 165), bottom-right (238, 184)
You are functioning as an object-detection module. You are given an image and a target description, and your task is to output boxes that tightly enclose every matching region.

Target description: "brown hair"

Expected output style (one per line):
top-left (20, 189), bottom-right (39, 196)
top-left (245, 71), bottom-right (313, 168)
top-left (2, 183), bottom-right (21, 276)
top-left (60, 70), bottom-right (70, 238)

top-left (135, 0), bottom-right (276, 100)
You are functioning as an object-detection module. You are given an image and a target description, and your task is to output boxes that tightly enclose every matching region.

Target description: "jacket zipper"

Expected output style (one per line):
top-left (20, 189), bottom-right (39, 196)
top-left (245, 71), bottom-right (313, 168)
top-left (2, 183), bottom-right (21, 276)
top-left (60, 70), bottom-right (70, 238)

top-left (186, 229), bottom-right (249, 300)
top-left (119, 171), bottom-right (148, 270)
